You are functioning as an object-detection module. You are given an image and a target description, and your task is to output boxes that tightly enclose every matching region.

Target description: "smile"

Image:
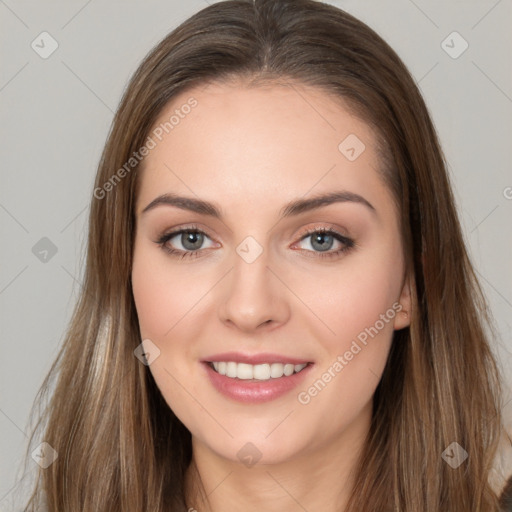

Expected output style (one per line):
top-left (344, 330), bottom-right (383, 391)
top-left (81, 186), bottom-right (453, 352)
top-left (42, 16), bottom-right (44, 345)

top-left (203, 360), bottom-right (314, 404)
top-left (209, 361), bottom-right (309, 380)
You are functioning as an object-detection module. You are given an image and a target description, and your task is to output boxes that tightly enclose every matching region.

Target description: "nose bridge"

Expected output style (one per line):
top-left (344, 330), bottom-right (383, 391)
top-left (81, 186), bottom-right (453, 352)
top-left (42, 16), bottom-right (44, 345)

top-left (218, 234), bottom-right (289, 331)
top-left (232, 240), bottom-right (270, 293)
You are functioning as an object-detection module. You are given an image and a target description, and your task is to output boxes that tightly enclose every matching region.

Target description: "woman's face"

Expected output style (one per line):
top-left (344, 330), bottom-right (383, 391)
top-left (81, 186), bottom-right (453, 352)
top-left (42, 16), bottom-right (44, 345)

top-left (131, 81), bottom-right (411, 466)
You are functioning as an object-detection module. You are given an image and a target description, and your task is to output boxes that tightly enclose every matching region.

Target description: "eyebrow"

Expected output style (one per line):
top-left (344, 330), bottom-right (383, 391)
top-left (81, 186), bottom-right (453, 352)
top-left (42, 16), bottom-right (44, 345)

top-left (140, 190), bottom-right (376, 219)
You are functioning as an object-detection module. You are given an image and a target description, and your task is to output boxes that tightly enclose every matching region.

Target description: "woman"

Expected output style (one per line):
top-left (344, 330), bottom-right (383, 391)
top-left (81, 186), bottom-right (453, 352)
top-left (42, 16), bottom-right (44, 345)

top-left (20, 0), bottom-right (510, 510)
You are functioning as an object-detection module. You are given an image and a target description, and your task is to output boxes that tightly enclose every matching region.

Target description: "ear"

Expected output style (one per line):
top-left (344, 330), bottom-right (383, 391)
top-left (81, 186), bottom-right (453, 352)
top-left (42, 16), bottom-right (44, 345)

top-left (393, 272), bottom-right (413, 330)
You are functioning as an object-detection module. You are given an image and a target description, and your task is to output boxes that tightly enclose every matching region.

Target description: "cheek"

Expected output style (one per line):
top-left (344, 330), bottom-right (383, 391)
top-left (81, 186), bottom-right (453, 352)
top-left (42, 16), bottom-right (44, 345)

top-left (131, 243), bottom-right (203, 339)
top-left (131, 268), bottom-right (173, 339)
top-left (298, 244), bottom-right (403, 348)
top-left (131, 245), bottom-right (202, 411)
top-left (293, 242), bottom-right (403, 417)
top-left (131, 242), bottom-right (217, 390)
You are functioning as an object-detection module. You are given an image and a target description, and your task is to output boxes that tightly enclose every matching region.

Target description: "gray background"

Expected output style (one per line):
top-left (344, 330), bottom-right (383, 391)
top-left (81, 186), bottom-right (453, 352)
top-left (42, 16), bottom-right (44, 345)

top-left (1, 0), bottom-right (511, 508)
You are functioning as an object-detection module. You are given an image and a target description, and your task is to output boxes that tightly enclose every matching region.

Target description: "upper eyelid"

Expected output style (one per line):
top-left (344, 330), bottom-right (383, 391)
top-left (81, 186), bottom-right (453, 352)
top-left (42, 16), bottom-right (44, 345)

top-left (159, 224), bottom-right (213, 240)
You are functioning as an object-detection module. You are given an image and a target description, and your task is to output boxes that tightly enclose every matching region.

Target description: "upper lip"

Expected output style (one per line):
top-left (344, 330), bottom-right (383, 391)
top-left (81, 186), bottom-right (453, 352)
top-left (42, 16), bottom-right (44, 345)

top-left (203, 352), bottom-right (313, 365)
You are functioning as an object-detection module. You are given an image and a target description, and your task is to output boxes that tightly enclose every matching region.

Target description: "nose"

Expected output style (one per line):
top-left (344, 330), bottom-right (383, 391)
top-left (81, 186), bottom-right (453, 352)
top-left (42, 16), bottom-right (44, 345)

top-left (217, 241), bottom-right (291, 333)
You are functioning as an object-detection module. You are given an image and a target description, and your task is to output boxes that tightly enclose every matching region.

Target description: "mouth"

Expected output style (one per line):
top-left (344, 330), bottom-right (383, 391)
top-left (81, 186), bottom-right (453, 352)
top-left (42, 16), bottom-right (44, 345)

top-left (206, 361), bottom-right (311, 381)
top-left (201, 354), bottom-right (315, 403)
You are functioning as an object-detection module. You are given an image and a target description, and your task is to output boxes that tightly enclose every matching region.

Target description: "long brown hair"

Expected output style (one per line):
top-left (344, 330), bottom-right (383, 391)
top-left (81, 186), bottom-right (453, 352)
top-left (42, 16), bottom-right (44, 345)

top-left (18, 0), bottom-right (507, 510)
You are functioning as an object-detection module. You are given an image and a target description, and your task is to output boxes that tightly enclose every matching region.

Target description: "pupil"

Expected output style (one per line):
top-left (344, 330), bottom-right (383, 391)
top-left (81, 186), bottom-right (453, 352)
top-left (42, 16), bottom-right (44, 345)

top-left (182, 231), bottom-right (203, 250)
top-left (311, 233), bottom-right (333, 252)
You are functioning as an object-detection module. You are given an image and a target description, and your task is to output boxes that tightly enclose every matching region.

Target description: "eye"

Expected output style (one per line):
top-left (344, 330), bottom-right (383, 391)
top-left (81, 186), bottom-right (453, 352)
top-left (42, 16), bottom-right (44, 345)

top-left (156, 225), bottom-right (217, 259)
top-left (155, 224), bottom-right (355, 260)
top-left (293, 227), bottom-right (355, 259)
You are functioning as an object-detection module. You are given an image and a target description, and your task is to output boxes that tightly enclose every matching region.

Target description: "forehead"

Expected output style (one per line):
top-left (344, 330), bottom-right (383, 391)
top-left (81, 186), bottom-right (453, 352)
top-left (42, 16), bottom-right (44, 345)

top-left (137, 81), bottom-right (388, 214)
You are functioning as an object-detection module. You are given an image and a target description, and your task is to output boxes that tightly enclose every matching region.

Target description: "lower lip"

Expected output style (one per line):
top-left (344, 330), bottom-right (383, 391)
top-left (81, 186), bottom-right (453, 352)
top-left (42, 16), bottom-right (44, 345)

top-left (202, 362), bottom-right (314, 404)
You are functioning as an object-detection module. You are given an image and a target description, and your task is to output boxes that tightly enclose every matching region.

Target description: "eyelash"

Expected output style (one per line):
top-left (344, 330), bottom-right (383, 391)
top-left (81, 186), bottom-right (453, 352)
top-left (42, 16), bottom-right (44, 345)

top-left (155, 223), bottom-right (355, 261)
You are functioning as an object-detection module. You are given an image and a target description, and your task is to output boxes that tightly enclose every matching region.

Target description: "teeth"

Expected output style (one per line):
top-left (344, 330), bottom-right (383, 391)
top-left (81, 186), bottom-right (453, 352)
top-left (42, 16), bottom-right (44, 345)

top-left (211, 361), bottom-right (308, 380)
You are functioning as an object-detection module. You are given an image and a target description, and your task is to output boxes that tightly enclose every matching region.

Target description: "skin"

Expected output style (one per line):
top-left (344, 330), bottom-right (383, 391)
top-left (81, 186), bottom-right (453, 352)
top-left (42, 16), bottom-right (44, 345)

top-left (131, 80), bottom-right (412, 512)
